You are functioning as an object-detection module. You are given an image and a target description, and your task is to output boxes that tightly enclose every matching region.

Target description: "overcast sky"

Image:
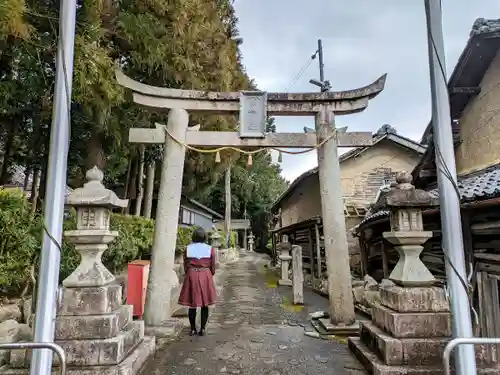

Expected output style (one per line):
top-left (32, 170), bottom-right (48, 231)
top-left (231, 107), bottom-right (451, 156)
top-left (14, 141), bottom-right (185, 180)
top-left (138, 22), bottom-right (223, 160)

top-left (233, 0), bottom-right (500, 182)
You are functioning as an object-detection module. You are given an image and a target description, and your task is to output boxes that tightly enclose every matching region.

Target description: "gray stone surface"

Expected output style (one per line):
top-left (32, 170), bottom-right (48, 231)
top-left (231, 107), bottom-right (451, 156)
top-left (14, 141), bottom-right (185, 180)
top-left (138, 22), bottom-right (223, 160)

top-left (58, 284), bottom-right (122, 316)
top-left (291, 245), bottom-right (304, 305)
top-left (139, 251), bottom-right (365, 375)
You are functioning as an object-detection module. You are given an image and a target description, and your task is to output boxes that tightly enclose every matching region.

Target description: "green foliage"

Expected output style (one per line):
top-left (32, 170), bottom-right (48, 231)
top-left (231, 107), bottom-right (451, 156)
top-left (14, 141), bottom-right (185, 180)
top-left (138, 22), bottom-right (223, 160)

top-left (106, 214), bottom-right (155, 270)
top-left (0, 0), bottom-right (287, 257)
top-left (176, 226), bottom-right (195, 257)
top-left (0, 188), bottom-right (42, 295)
top-left (0, 189), bottom-right (203, 296)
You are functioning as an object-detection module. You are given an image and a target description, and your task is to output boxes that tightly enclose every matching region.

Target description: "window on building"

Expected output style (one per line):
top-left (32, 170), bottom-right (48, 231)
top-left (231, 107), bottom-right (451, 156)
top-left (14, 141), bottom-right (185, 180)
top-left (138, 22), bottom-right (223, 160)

top-left (181, 208), bottom-right (195, 225)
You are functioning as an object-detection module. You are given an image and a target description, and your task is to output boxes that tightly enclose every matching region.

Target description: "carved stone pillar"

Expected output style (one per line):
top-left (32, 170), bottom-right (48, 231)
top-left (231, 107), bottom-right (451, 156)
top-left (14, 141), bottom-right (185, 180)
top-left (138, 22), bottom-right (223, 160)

top-left (291, 245), bottom-right (304, 305)
top-left (278, 235), bottom-right (292, 287)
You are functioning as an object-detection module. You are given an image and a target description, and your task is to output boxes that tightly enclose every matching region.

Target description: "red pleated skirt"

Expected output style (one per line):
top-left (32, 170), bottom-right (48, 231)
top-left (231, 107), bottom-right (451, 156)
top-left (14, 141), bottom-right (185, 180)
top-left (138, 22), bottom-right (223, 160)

top-left (178, 267), bottom-right (217, 308)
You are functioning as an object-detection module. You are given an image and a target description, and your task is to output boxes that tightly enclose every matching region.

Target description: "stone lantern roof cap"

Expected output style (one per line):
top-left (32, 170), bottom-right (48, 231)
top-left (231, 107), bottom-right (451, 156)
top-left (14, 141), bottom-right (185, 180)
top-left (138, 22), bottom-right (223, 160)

top-left (65, 166), bottom-right (128, 209)
top-left (377, 171), bottom-right (439, 210)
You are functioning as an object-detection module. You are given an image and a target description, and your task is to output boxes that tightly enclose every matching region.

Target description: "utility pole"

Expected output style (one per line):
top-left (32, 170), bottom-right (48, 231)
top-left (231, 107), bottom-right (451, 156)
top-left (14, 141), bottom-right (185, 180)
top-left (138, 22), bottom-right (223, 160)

top-left (424, 2), bottom-right (476, 375)
top-left (30, 0), bottom-right (77, 374)
top-left (310, 39), bottom-right (331, 92)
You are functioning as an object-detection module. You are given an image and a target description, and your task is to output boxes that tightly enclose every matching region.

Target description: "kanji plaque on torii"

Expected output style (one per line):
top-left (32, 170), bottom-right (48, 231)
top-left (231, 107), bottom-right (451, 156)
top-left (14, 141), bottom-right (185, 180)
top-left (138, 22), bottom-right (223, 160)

top-left (116, 70), bottom-right (387, 335)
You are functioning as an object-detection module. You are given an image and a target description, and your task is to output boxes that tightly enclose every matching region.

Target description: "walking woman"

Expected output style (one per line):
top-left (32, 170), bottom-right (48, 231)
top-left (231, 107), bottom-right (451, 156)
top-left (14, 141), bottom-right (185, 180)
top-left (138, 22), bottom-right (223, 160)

top-left (178, 226), bottom-right (217, 336)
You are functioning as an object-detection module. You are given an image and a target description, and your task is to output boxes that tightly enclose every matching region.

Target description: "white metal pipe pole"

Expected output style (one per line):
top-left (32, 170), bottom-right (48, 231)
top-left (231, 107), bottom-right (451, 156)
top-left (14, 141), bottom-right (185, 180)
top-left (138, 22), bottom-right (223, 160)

top-left (424, 1), bottom-right (476, 375)
top-left (30, 0), bottom-right (77, 374)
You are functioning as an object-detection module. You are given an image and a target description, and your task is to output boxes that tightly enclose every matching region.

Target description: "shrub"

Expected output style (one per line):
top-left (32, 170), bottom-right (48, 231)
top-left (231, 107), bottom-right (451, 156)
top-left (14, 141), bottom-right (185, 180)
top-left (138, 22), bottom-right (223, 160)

top-left (0, 188), bottom-right (44, 295)
top-left (176, 226), bottom-right (195, 257)
top-left (0, 189), bottom-right (218, 296)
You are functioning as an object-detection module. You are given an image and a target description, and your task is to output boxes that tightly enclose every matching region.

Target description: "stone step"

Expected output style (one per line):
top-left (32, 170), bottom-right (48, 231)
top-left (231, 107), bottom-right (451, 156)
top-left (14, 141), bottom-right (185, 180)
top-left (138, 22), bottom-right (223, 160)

top-left (55, 305), bottom-right (132, 340)
top-left (349, 337), bottom-right (500, 375)
top-left (349, 337), bottom-right (445, 375)
top-left (360, 321), bottom-right (448, 366)
top-left (371, 303), bottom-right (451, 339)
top-left (0, 336), bottom-right (155, 375)
top-left (10, 321), bottom-right (143, 368)
top-left (360, 321), bottom-right (496, 367)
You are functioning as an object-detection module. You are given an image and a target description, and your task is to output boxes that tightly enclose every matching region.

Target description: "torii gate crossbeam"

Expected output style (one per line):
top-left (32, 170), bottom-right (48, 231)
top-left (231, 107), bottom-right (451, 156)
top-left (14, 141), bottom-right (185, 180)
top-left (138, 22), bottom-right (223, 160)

top-left (116, 70), bottom-right (387, 336)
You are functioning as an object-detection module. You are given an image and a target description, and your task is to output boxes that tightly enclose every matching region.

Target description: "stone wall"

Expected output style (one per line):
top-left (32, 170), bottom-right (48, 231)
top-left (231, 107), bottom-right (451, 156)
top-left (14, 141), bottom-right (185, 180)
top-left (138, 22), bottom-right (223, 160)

top-left (0, 299), bottom-right (32, 366)
top-left (456, 49), bottom-right (500, 175)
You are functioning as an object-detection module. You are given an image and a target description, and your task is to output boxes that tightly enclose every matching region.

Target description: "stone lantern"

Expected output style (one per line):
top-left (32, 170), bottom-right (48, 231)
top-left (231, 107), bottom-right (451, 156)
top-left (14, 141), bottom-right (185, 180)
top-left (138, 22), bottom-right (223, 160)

top-left (349, 171), bottom-right (452, 375)
top-left (16, 167), bottom-right (155, 375)
top-left (210, 230), bottom-right (222, 265)
top-left (382, 171), bottom-right (439, 286)
top-left (248, 232), bottom-right (255, 252)
top-left (277, 235), bottom-right (292, 286)
top-left (63, 166), bottom-right (128, 287)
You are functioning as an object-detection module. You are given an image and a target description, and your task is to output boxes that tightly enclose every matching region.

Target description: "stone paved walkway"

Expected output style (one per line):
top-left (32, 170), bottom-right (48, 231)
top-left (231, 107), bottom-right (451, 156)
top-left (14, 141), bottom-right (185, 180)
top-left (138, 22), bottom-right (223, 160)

top-left (141, 251), bottom-right (366, 375)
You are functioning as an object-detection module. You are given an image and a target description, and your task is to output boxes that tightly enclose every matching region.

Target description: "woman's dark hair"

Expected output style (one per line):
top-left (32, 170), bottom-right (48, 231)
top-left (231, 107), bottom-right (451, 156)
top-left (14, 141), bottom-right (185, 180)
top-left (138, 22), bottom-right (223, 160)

top-left (191, 226), bottom-right (207, 243)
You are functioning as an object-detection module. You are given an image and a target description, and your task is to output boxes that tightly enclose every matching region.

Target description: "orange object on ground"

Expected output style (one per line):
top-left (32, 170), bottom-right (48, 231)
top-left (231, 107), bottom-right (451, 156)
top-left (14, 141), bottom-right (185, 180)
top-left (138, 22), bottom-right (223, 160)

top-left (127, 260), bottom-right (150, 319)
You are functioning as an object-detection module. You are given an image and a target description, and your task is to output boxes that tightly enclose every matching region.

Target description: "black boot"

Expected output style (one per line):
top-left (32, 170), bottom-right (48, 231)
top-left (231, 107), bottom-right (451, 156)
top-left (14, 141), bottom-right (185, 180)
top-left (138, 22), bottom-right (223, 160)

top-left (199, 306), bottom-right (209, 336)
top-left (188, 308), bottom-right (197, 335)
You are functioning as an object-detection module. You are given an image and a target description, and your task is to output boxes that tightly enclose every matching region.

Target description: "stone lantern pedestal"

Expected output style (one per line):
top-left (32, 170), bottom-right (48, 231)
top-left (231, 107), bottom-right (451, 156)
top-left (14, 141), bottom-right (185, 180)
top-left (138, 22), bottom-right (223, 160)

top-left (349, 172), bottom-right (458, 374)
top-left (6, 168), bottom-right (155, 375)
top-left (278, 236), bottom-right (292, 287)
top-left (210, 230), bottom-right (222, 266)
top-left (248, 233), bottom-right (255, 252)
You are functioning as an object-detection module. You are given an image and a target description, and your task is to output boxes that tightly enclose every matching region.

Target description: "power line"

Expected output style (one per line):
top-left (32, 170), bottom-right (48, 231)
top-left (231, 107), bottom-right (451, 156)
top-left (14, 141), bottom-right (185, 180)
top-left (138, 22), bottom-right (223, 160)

top-left (284, 50), bottom-right (318, 92)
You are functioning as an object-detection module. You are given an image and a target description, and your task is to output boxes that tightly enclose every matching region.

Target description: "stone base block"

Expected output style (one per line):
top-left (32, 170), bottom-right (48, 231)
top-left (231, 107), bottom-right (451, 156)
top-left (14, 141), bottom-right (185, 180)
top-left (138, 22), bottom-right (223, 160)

top-left (10, 321), bottom-right (143, 367)
top-left (379, 285), bottom-right (448, 313)
top-left (0, 336), bottom-right (155, 375)
top-left (360, 321), bottom-right (448, 366)
top-left (58, 284), bottom-right (122, 316)
top-left (144, 319), bottom-right (184, 339)
top-left (349, 337), bottom-right (500, 375)
top-left (56, 305), bottom-right (132, 340)
top-left (371, 304), bottom-right (451, 338)
top-left (278, 279), bottom-right (292, 287)
top-left (318, 319), bottom-right (360, 336)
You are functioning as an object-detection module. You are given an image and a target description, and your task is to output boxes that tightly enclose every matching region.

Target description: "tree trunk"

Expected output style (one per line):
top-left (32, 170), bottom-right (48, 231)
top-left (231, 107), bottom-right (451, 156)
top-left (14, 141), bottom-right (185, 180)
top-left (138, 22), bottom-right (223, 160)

top-left (0, 120), bottom-right (16, 185)
top-left (31, 168), bottom-right (41, 214)
top-left (143, 162), bottom-right (155, 219)
top-left (121, 158), bottom-right (132, 214)
top-left (134, 145), bottom-right (145, 216)
top-left (86, 131), bottom-right (106, 170)
top-left (224, 166), bottom-right (231, 247)
top-left (125, 155), bottom-right (138, 215)
top-left (23, 167), bottom-right (32, 191)
top-left (37, 156), bottom-right (49, 208)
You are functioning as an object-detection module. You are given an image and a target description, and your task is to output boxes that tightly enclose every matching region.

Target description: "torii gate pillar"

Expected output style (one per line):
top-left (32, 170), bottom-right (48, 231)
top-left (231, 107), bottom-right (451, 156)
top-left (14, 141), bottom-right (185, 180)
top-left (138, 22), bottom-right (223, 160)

top-left (116, 70), bottom-right (386, 333)
top-left (143, 108), bottom-right (188, 335)
top-left (316, 106), bottom-right (355, 327)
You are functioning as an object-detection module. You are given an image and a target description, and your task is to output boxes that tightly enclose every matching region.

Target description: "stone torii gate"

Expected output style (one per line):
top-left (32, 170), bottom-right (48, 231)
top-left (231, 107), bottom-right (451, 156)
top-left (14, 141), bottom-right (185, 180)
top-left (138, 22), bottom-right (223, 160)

top-left (116, 70), bottom-right (387, 334)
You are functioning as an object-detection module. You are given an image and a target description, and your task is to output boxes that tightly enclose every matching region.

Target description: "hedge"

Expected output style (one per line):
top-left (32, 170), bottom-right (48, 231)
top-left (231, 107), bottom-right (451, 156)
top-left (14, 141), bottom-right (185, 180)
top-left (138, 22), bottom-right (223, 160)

top-left (0, 189), bottom-right (199, 296)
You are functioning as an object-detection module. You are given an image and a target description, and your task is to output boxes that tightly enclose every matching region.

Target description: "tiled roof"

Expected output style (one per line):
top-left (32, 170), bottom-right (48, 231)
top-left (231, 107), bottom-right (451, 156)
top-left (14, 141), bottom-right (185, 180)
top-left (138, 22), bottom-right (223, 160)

top-left (429, 166), bottom-right (500, 201)
top-left (272, 129), bottom-right (426, 211)
top-left (356, 165), bottom-right (500, 230)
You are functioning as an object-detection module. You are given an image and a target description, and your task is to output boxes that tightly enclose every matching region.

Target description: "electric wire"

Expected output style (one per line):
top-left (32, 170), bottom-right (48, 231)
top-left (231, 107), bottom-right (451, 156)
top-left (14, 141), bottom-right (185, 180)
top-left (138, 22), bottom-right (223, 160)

top-left (427, 1), bottom-right (478, 326)
top-left (284, 50), bottom-right (318, 92)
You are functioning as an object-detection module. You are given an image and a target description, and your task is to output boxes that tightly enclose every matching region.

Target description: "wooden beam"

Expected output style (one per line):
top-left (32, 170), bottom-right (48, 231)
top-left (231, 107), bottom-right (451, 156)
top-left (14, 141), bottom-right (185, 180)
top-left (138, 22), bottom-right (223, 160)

top-left (419, 169), bottom-right (436, 178)
top-left (129, 125), bottom-right (374, 148)
top-left (451, 86), bottom-right (481, 95)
